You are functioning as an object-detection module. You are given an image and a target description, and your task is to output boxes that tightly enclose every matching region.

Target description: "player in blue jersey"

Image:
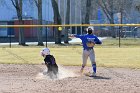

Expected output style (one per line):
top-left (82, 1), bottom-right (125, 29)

top-left (73, 27), bottom-right (102, 77)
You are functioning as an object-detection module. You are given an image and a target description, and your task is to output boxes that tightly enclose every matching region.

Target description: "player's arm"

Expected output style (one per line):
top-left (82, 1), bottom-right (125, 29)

top-left (74, 35), bottom-right (84, 39)
top-left (94, 36), bottom-right (102, 44)
top-left (69, 34), bottom-right (84, 39)
top-left (44, 57), bottom-right (51, 65)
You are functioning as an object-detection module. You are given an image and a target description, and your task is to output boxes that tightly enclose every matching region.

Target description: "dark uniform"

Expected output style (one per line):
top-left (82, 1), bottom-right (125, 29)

top-left (44, 55), bottom-right (58, 75)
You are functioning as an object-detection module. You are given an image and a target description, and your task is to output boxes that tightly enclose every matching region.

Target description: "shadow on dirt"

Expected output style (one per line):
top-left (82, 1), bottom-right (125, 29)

top-left (92, 75), bottom-right (111, 80)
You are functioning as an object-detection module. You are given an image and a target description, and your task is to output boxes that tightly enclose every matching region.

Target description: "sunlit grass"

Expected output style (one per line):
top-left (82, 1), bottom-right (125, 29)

top-left (1, 37), bottom-right (140, 48)
top-left (0, 47), bottom-right (140, 69)
top-left (102, 37), bottom-right (140, 47)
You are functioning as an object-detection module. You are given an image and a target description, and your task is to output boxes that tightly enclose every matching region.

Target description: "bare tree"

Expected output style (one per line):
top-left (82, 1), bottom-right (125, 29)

top-left (136, 5), bottom-right (140, 12)
top-left (135, 0), bottom-right (140, 13)
top-left (85, 0), bottom-right (92, 24)
top-left (97, 0), bottom-right (118, 37)
top-left (0, 0), bottom-right (4, 5)
top-left (33, 0), bottom-right (44, 46)
top-left (97, 0), bottom-right (133, 37)
top-left (51, 0), bottom-right (62, 44)
top-left (11, 0), bottom-right (26, 45)
top-left (97, 0), bottom-right (114, 24)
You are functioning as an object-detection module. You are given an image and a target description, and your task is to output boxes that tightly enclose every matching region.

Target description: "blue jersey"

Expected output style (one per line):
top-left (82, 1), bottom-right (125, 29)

top-left (74, 34), bottom-right (102, 50)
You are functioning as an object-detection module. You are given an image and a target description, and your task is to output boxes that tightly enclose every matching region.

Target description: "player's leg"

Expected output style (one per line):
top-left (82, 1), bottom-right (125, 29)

top-left (47, 65), bottom-right (52, 73)
top-left (49, 64), bottom-right (58, 79)
top-left (43, 64), bottom-right (51, 75)
top-left (81, 50), bottom-right (89, 73)
top-left (52, 64), bottom-right (58, 75)
top-left (89, 49), bottom-right (96, 76)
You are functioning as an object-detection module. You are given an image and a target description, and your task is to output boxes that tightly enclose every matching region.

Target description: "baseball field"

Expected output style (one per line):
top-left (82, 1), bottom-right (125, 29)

top-left (0, 38), bottom-right (140, 93)
top-left (0, 47), bottom-right (140, 93)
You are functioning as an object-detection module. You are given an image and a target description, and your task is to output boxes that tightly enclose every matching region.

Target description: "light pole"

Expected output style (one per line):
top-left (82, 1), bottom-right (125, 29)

top-left (79, 0), bottom-right (82, 34)
top-left (119, 0), bottom-right (124, 47)
top-left (45, 0), bottom-right (50, 47)
top-left (75, 0), bottom-right (77, 34)
top-left (70, 0), bottom-right (72, 34)
top-left (64, 0), bottom-right (66, 25)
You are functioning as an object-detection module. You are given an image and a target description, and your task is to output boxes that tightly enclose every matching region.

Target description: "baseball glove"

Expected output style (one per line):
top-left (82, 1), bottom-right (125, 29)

top-left (86, 41), bottom-right (95, 47)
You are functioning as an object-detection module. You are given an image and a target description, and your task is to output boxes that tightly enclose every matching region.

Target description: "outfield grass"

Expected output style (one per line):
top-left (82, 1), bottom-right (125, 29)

top-left (0, 47), bottom-right (140, 69)
top-left (1, 37), bottom-right (140, 48)
top-left (102, 37), bottom-right (140, 47)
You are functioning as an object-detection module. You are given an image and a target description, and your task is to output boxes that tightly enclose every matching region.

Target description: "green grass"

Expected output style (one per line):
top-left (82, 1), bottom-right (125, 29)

top-left (102, 37), bottom-right (140, 47)
top-left (1, 37), bottom-right (140, 48)
top-left (0, 47), bottom-right (140, 69)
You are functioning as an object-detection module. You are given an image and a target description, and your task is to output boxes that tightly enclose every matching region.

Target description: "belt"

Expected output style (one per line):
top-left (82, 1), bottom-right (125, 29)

top-left (83, 48), bottom-right (93, 51)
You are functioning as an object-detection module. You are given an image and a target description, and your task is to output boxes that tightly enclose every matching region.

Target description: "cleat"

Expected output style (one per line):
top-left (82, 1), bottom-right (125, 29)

top-left (84, 72), bottom-right (96, 77)
top-left (89, 72), bottom-right (96, 77)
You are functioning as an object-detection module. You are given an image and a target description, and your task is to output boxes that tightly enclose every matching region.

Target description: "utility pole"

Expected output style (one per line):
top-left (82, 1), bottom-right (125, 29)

top-left (119, 0), bottom-right (124, 47)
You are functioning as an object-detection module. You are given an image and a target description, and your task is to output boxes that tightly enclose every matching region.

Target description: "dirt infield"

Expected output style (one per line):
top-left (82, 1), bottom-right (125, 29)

top-left (0, 64), bottom-right (140, 93)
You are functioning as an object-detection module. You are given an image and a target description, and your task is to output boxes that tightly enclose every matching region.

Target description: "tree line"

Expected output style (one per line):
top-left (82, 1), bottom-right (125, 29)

top-left (0, 0), bottom-right (140, 45)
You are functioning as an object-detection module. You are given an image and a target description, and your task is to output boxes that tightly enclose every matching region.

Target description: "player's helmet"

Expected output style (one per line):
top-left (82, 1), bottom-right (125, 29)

top-left (40, 48), bottom-right (50, 57)
top-left (87, 28), bottom-right (93, 34)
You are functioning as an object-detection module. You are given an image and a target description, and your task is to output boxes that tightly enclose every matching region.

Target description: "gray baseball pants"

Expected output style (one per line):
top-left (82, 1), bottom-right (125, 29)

top-left (82, 49), bottom-right (95, 67)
